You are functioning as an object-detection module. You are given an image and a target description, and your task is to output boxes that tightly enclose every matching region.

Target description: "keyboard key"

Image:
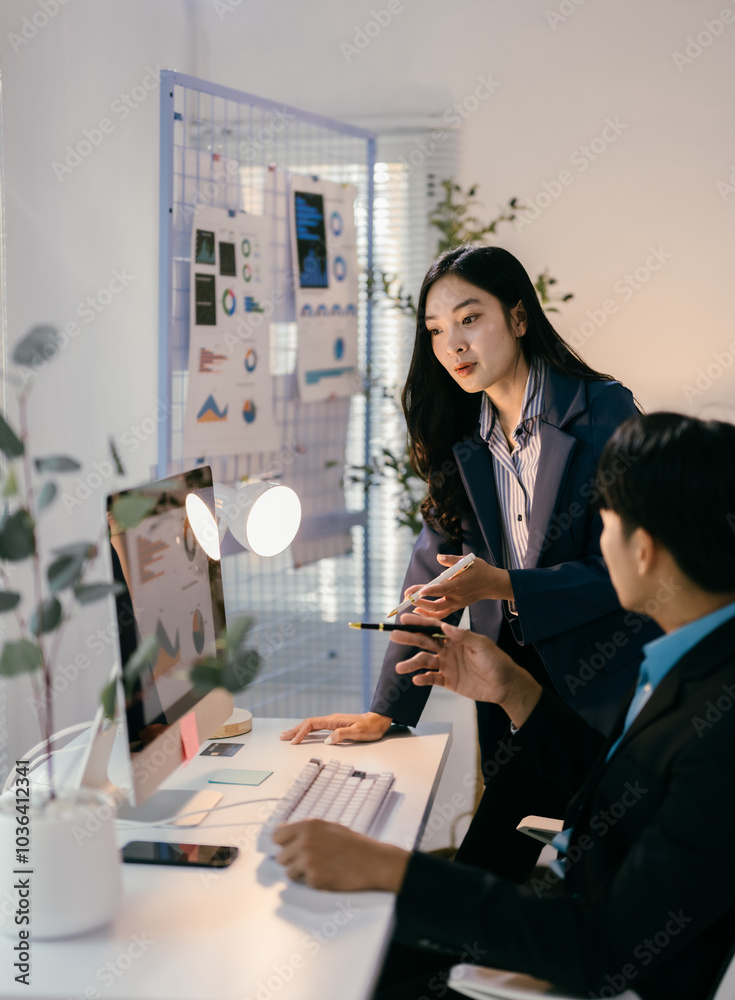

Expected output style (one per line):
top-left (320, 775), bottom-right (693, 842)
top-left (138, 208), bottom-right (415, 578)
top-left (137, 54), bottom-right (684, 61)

top-left (257, 758), bottom-right (395, 856)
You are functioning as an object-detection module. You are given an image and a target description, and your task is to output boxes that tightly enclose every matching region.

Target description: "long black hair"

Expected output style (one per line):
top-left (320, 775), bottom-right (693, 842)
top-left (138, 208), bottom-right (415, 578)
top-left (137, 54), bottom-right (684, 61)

top-left (403, 244), bottom-right (614, 541)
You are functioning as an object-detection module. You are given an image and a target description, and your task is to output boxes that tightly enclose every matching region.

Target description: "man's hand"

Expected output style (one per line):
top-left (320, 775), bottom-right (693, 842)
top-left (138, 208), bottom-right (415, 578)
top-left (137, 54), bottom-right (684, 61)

top-left (404, 554), bottom-right (514, 618)
top-left (280, 712), bottom-right (392, 746)
top-left (391, 616), bottom-right (542, 729)
top-left (273, 819), bottom-right (410, 892)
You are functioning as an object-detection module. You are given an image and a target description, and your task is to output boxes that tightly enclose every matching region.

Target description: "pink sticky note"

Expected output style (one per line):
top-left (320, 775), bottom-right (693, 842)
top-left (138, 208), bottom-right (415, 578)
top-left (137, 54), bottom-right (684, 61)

top-left (180, 712), bottom-right (199, 764)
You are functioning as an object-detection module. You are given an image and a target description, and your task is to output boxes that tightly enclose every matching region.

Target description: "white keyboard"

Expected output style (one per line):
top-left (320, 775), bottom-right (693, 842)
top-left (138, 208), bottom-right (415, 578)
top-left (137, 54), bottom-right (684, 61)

top-left (257, 757), bottom-right (395, 856)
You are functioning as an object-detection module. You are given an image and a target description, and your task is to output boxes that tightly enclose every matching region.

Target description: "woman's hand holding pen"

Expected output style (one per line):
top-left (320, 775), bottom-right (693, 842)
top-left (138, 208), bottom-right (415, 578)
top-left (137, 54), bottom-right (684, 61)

top-left (391, 615), bottom-right (542, 730)
top-left (403, 554), bottom-right (514, 618)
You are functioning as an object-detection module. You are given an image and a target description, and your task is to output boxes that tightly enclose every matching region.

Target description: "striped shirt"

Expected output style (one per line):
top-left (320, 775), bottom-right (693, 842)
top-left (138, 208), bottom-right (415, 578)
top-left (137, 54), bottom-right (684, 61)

top-left (479, 359), bottom-right (546, 577)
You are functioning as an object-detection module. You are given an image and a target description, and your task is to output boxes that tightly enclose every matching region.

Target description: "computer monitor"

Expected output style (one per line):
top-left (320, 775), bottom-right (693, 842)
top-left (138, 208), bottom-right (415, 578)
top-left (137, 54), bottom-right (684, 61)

top-left (78, 466), bottom-right (234, 822)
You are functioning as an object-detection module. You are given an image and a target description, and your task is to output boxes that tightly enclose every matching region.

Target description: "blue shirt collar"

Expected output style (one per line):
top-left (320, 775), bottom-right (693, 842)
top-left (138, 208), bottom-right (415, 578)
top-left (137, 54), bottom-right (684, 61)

top-left (639, 599), bottom-right (735, 689)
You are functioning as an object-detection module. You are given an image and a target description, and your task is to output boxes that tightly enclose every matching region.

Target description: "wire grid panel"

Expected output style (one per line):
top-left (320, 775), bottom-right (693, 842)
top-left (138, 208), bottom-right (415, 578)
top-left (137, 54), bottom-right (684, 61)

top-left (159, 73), bottom-right (377, 716)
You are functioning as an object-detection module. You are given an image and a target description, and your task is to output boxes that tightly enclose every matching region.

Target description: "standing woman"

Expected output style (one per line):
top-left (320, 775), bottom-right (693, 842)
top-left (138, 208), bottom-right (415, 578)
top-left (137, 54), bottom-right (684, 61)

top-left (283, 244), bottom-right (660, 880)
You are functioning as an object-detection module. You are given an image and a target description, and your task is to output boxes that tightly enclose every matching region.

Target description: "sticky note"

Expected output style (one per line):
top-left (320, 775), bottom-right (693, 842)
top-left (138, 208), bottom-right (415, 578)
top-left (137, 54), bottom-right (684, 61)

top-left (180, 712), bottom-right (200, 764)
top-left (208, 769), bottom-right (273, 786)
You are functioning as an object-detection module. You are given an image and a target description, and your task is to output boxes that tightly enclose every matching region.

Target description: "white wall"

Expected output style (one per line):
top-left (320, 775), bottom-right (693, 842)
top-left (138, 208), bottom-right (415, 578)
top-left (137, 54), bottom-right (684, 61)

top-left (1, 0), bottom-right (733, 767)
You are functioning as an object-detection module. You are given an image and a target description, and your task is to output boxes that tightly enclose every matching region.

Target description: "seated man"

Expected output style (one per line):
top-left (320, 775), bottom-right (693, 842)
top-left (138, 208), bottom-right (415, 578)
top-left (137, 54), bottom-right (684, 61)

top-left (273, 412), bottom-right (735, 1000)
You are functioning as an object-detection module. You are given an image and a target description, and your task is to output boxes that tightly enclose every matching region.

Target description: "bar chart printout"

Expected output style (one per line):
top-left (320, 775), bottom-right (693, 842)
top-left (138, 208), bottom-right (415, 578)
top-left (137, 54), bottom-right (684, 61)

top-left (183, 206), bottom-right (279, 459)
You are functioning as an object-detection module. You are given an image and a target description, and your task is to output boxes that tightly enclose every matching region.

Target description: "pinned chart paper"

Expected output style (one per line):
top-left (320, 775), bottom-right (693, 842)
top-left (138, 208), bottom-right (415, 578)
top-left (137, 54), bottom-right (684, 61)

top-left (290, 176), bottom-right (360, 403)
top-left (183, 206), bottom-right (279, 459)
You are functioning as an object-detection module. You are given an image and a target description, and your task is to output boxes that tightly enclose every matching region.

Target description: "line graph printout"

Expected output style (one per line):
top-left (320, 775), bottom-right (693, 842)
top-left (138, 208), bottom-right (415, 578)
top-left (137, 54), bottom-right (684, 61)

top-left (183, 206), bottom-right (279, 459)
top-left (290, 176), bottom-right (359, 403)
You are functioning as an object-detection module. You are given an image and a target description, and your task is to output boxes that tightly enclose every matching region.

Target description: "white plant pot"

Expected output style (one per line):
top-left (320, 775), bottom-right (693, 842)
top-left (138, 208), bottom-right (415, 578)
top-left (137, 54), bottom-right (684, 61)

top-left (0, 787), bottom-right (122, 939)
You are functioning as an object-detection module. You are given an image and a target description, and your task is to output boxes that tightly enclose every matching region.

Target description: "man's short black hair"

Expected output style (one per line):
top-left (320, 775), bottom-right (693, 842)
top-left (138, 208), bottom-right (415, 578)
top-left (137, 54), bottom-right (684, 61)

top-left (595, 412), bottom-right (735, 593)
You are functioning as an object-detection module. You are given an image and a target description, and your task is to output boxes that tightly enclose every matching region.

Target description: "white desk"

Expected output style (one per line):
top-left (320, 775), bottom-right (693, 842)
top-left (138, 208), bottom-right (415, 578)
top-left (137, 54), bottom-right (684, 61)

top-left (1, 718), bottom-right (451, 1000)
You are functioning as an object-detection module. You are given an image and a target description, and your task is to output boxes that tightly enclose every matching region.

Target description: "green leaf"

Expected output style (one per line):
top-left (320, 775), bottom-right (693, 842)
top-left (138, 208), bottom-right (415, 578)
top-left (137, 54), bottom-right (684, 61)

top-left (12, 325), bottom-right (60, 367)
top-left (47, 553), bottom-right (85, 593)
top-left (30, 597), bottom-right (62, 635)
top-left (224, 648), bottom-right (262, 692)
top-left (74, 581), bottom-right (125, 605)
top-left (225, 615), bottom-right (255, 659)
top-left (101, 679), bottom-right (117, 720)
top-left (122, 635), bottom-right (159, 693)
top-left (0, 509), bottom-right (36, 561)
top-left (2, 467), bottom-right (19, 498)
top-left (0, 639), bottom-right (42, 676)
top-left (0, 413), bottom-right (24, 459)
top-left (0, 592), bottom-right (21, 612)
top-left (111, 493), bottom-right (158, 531)
top-left (34, 456), bottom-right (81, 473)
top-left (109, 438), bottom-right (125, 476)
top-left (52, 540), bottom-right (98, 560)
top-left (190, 657), bottom-right (223, 692)
top-left (37, 481), bottom-right (57, 511)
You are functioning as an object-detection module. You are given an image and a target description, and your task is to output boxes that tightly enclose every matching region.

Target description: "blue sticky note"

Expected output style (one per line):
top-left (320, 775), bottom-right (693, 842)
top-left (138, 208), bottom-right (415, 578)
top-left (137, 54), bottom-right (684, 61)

top-left (208, 769), bottom-right (273, 786)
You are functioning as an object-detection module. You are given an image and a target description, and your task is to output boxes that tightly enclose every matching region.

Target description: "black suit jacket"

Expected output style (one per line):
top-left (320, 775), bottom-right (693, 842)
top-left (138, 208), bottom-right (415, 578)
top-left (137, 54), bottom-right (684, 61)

top-left (394, 616), bottom-right (735, 1000)
top-left (371, 372), bottom-right (661, 736)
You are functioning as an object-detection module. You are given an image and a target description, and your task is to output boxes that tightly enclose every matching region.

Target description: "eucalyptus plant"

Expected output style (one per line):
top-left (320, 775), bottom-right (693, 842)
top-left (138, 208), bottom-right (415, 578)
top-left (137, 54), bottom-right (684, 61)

top-left (0, 325), bottom-right (261, 798)
top-left (379, 180), bottom-right (573, 318)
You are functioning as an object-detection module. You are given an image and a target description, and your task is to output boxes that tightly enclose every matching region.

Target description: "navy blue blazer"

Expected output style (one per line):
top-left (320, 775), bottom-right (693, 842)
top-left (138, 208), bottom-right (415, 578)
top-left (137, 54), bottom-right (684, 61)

top-left (394, 616), bottom-right (735, 999)
top-left (370, 370), bottom-right (662, 735)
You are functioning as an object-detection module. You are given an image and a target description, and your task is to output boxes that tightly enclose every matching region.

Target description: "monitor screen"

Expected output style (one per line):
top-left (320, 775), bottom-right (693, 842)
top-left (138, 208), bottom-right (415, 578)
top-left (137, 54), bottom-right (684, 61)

top-left (104, 466), bottom-right (232, 807)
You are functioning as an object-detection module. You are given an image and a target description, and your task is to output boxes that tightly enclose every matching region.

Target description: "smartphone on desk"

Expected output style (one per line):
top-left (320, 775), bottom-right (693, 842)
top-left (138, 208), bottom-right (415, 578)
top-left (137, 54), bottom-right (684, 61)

top-left (121, 840), bottom-right (239, 868)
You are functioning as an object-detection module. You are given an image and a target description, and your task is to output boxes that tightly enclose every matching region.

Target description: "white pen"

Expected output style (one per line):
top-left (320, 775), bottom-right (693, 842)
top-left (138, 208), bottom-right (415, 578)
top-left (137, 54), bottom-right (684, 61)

top-left (387, 552), bottom-right (477, 618)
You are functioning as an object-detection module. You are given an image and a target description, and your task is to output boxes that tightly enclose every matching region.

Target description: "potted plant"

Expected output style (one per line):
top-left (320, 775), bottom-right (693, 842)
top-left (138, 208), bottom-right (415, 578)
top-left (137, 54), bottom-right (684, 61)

top-left (0, 325), bottom-right (261, 940)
